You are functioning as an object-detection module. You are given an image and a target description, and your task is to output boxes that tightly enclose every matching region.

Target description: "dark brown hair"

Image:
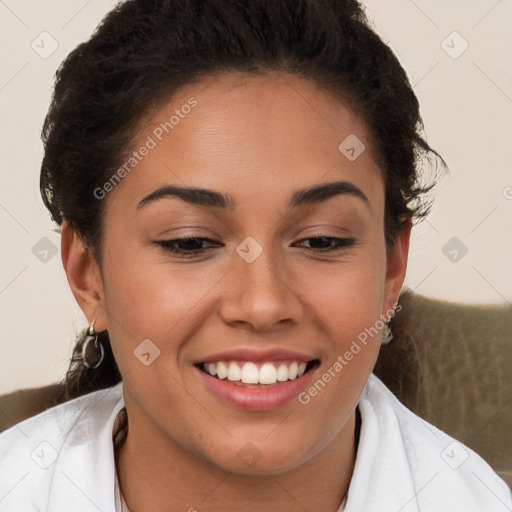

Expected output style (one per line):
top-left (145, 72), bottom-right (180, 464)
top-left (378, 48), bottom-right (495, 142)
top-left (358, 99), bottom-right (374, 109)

top-left (40, 0), bottom-right (445, 400)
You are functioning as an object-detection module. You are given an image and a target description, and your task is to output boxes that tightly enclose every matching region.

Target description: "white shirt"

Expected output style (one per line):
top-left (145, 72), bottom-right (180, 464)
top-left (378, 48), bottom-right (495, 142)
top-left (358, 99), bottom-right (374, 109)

top-left (0, 374), bottom-right (510, 511)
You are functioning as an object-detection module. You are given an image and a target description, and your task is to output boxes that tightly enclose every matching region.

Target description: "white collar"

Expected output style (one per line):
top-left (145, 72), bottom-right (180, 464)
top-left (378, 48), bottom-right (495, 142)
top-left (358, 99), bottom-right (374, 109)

top-left (45, 383), bottom-right (125, 512)
top-left (1, 375), bottom-right (510, 511)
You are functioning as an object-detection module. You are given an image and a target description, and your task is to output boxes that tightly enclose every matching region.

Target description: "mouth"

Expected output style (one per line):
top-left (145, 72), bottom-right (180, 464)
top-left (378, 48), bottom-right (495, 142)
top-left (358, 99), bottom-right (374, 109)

top-left (194, 357), bottom-right (320, 410)
top-left (195, 359), bottom-right (320, 387)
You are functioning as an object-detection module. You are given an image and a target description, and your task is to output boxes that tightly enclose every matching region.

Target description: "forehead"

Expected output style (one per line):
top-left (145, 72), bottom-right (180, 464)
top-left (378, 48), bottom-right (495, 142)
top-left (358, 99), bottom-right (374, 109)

top-left (107, 72), bottom-right (383, 212)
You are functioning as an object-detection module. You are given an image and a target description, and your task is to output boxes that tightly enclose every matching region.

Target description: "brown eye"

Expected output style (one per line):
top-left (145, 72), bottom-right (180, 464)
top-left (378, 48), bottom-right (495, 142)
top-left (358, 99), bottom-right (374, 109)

top-left (154, 237), bottom-right (222, 256)
top-left (293, 237), bottom-right (355, 251)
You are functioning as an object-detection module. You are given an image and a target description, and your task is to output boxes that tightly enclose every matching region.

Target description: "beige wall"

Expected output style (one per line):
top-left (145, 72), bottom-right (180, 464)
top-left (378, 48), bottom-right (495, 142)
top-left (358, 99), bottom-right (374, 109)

top-left (1, 0), bottom-right (511, 394)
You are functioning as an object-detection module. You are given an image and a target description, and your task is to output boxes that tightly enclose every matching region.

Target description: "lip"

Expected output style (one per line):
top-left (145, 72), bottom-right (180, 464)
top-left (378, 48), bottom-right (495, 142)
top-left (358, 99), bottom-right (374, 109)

top-left (194, 347), bottom-right (315, 365)
top-left (194, 359), bottom-right (320, 411)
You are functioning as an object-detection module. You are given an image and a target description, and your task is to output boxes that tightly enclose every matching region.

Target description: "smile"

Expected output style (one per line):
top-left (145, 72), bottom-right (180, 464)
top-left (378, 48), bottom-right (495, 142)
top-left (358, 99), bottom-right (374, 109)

top-left (195, 357), bottom-right (320, 410)
top-left (200, 360), bottom-right (311, 385)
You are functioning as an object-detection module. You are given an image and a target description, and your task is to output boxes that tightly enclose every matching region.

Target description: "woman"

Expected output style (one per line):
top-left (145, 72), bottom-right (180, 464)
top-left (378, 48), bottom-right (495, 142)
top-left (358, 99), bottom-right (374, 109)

top-left (0, 0), bottom-right (510, 510)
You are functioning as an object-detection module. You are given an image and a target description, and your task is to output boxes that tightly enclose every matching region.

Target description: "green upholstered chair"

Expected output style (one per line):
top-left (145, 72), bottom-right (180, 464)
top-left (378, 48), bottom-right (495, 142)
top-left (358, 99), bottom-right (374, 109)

top-left (1, 290), bottom-right (510, 485)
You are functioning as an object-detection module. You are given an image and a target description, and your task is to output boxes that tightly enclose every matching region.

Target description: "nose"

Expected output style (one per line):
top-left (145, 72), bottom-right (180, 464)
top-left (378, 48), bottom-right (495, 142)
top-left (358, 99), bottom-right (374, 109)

top-left (218, 245), bottom-right (304, 332)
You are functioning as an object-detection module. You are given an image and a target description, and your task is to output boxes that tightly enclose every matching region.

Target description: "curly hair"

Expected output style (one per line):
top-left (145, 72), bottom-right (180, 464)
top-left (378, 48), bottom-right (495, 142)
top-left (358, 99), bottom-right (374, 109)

top-left (39, 0), bottom-right (446, 400)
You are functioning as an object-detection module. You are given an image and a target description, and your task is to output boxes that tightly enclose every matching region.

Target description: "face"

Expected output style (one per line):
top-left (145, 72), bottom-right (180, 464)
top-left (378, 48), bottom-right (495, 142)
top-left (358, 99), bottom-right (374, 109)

top-left (65, 72), bottom-right (409, 474)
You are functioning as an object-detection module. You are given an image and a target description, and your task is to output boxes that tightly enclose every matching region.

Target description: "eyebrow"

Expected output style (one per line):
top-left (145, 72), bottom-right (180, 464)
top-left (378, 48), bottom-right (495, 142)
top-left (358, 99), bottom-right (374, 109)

top-left (136, 180), bottom-right (370, 211)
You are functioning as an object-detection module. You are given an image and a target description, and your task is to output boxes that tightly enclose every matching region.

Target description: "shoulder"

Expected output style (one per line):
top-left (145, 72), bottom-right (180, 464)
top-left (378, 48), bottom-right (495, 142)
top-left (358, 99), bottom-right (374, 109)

top-left (0, 382), bottom-right (123, 447)
top-left (0, 383), bottom-right (124, 512)
top-left (361, 374), bottom-right (512, 510)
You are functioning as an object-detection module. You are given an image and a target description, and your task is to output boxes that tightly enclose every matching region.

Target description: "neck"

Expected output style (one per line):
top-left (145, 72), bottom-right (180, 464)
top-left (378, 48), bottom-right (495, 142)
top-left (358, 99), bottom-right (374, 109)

top-left (116, 404), bottom-right (358, 512)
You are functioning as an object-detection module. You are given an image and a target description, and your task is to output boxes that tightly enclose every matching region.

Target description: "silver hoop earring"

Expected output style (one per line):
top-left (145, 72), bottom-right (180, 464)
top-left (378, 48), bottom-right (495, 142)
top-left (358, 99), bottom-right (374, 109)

top-left (82, 319), bottom-right (105, 369)
top-left (381, 321), bottom-right (394, 345)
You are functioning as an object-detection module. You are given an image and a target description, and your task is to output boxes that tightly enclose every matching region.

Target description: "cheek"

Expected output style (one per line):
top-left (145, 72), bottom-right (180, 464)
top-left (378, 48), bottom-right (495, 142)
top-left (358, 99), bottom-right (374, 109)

top-left (301, 241), bottom-right (387, 373)
top-left (305, 243), bottom-right (387, 328)
top-left (100, 243), bottom-right (230, 358)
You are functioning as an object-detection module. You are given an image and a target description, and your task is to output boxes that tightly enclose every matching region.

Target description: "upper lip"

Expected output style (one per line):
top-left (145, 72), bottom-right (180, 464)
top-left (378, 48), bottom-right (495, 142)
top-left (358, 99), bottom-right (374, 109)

top-left (194, 347), bottom-right (317, 365)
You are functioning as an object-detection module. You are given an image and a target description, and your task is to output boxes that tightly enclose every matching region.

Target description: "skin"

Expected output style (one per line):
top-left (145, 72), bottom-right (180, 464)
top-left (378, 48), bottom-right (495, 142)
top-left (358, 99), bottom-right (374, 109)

top-left (61, 72), bottom-right (410, 512)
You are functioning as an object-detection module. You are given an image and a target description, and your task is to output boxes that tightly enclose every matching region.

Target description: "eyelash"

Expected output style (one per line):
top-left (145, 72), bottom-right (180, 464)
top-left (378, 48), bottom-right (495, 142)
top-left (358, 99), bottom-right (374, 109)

top-left (154, 236), bottom-right (355, 257)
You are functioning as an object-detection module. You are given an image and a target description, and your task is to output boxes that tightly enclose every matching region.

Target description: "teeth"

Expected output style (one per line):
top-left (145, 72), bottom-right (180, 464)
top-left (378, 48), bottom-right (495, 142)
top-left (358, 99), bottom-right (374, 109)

top-left (202, 360), bottom-right (310, 384)
top-left (259, 363), bottom-right (277, 384)
top-left (227, 362), bottom-right (241, 381)
top-left (288, 362), bottom-right (298, 380)
top-left (216, 361), bottom-right (228, 380)
top-left (240, 362), bottom-right (259, 384)
top-left (276, 364), bottom-right (289, 381)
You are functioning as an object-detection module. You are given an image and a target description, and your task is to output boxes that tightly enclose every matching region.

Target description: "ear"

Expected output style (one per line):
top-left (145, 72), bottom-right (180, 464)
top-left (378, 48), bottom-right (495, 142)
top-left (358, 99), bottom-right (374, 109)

top-left (383, 218), bottom-right (412, 316)
top-left (60, 220), bottom-right (108, 332)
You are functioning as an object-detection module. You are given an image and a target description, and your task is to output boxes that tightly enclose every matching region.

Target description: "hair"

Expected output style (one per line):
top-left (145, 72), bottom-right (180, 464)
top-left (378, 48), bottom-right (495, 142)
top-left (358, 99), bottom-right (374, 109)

top-left (40, 0), bottom-right (446, 400)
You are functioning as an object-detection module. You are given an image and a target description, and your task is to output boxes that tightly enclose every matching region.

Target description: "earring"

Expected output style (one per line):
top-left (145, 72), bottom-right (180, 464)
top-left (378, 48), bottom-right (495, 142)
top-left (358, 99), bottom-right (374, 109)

top-left (381, 321), bottom-right (394, 345)
top-left (82, 319), bottom-right (105, 369)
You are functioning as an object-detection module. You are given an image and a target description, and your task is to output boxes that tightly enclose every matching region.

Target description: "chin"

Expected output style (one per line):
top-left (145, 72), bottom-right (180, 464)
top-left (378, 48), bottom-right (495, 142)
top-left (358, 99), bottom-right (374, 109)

top-left (202, 435), bottom-right (318, 476)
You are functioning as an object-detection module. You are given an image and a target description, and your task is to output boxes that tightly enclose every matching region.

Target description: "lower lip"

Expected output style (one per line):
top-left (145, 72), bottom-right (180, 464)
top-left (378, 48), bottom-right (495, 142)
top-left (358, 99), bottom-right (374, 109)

top-left (195, 365), bottom-right (317, 411)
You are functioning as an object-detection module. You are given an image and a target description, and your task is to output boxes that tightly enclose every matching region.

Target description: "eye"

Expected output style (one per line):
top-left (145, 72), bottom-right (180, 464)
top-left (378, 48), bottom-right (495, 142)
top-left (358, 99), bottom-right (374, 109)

top-left (293, 236), bottom-right (355, 252)
top-left (154, 235), bottom-right (355, 258)
top-left (154, 237), bottom-right (222, 257)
